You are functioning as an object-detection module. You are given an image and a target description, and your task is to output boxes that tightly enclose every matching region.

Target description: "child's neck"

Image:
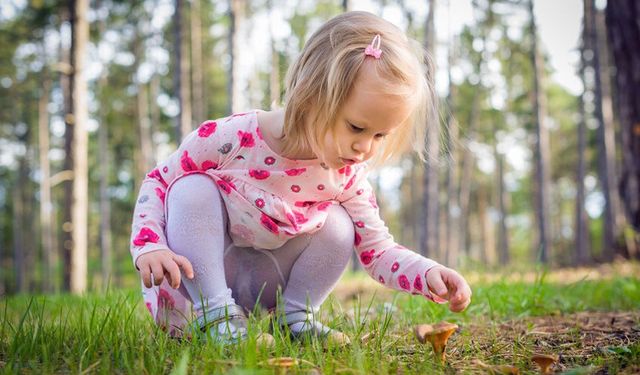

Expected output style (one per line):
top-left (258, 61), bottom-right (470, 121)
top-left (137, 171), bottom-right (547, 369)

top-left (257, 109), bottom-right (316, 160)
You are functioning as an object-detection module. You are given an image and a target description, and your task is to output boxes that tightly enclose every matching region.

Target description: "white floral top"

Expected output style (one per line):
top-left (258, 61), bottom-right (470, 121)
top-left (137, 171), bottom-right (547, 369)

top-left (131, 110), bottom-right (441, 301)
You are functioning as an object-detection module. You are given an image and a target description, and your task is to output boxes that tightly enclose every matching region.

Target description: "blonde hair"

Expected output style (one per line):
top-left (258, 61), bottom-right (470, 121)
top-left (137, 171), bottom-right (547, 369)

top-left (281, 11), bottom-right (438, 165)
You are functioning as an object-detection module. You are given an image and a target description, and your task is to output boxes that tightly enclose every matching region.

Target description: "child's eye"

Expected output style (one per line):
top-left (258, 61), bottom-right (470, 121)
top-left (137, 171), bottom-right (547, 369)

top-left (349, 123), bottom-right (364, 132)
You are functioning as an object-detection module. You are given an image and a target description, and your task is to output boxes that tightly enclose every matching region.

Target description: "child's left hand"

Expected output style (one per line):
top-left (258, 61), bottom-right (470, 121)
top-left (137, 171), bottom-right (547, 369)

top-left (425, 265), bottom-right (472, 312)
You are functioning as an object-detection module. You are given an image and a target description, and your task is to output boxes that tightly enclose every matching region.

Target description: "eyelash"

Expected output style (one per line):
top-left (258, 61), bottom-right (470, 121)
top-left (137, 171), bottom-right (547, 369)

top-left (349, 123), bottom-right (387, 139)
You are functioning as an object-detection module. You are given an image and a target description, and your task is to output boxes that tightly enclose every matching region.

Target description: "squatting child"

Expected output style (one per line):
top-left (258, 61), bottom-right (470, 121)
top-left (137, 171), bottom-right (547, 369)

top-left (131, 10), bottom-right (472, 346)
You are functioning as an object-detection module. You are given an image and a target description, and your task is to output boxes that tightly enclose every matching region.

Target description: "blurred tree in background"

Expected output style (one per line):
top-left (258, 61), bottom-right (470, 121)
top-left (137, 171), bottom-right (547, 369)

top-left (0, 0), bottom-right (637, 295)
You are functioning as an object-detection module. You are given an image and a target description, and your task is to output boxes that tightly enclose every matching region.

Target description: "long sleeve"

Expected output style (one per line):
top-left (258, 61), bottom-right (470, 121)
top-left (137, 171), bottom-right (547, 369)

top-left (130, 116), bottom-right (244, 268)
top-left (337, 164), bottom-right (443, 302)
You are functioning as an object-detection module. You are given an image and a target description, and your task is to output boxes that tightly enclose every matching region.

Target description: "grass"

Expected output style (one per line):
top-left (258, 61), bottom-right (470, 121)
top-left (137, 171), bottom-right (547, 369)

top-left (1, 263), bottom-right (639, 374)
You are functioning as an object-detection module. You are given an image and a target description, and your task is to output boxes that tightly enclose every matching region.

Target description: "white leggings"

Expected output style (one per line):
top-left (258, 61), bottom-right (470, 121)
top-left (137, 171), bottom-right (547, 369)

top-left (141, 174), bottom-right (354, 336)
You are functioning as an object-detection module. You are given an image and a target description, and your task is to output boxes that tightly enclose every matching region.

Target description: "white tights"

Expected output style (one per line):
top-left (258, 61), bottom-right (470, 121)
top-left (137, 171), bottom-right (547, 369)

top-left (165, 174), bottom-right (354, 323)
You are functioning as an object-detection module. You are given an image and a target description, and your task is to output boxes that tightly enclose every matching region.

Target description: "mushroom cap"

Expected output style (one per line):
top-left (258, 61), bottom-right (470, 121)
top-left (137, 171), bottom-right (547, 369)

top-left (414, 322), bottom-right (459, 344)
top-left (266, 357), bottom-right (299, 368)
top-left (531, 353), bottom-right (558, 365)
top-left (531, 353), bottom-right (558, 372)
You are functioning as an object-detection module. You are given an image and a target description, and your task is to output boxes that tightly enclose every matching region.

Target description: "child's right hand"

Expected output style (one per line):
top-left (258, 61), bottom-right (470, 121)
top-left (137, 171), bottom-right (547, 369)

top-left (135, 249), bottom-right (194, 289)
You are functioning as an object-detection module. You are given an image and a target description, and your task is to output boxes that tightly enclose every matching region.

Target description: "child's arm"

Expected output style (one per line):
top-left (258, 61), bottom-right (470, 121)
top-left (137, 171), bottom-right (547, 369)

top-left (130, 117), bottom-right (241, 286)
top-left (338, 165), bottom-right (471, 312)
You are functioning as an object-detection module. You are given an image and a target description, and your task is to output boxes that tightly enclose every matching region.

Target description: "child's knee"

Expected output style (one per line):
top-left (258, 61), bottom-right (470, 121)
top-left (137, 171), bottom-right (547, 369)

top-left (168, 174), bottom-right (220, 210)
top-left (318, 205), bottom-right (355, 254)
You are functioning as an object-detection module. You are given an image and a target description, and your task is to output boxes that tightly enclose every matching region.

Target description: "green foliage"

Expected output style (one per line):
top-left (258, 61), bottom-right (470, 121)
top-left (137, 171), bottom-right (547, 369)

top-left (1, 269), bottom-right (639, 374)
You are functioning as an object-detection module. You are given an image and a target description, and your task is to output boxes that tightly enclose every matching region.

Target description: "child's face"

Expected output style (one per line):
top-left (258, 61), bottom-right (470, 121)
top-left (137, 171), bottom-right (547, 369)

top-left (321, 63), bottom-right (413, 169)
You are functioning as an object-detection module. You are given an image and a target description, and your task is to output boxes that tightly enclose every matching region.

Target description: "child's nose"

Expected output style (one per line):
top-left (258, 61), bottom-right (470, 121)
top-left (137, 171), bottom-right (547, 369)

top-left (353, 138), bottom-right (373, 154)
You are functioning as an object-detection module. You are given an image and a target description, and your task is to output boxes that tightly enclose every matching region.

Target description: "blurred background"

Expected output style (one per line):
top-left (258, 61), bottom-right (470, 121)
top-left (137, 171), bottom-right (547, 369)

top-left (0, 0), bottom-right (638, 295)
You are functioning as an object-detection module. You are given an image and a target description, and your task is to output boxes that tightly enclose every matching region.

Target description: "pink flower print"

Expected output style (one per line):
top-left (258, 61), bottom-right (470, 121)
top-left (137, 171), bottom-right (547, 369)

top-left (154, 187), bottom-right (166, 203)
top-left (260, 213), bottom-right (280, 234)
top-left (413, 275), bottom-right (423, 291)
top-left (391, 261), bottom-right (400, 273)
top-left (145, 302), bottom-right (153, 315)
top-left (256, 126), bottom-right (264, 140)
top-left (249, 169), bottom-right (270, 180)
top-left (218, 143), bottom-right (232, 154)
top-left (133, 227), bottom-right (160, 246)
top-left (180, 150), bottom-right (198, 172)
top-left (139, 213), bottom-right (147, 218)
top-left (295, 201), bottom-right (316, 208)
top-left (398, 275), bottom-right (411, 290)
top-left (264, 156), bottom-right (276, 165)
top-left (344, 175), bottom-right (356, 190)
top-left (158, 288), bottom-right (175, 309)
top-left (290, 185), bottom-right (301, 193)
top-left (255, 198), bottom-right (265, 208)
top-left (317, 184), bottom-right (325, 191)
top-left (286, 213), bottom-right (300, 230)
top-left (293, 211), bottom-right (308, 225)
top-left (201, 160), bottom-right (218, 170)
top-left (238, 130), bottom-right (255, 147)
top-left (162, 166), bottom-right (168, 173)
top-left (354, 232), bottom-right (361, 246)
top-left (356, 188), bottom-right (364, 195)
top-left (197, 120), bottom-right (217, 137)
top-left (235, 155), bottom-right (245, 160)
top-left (378, 275), bottom-right (385, 284)
top-left (285, 168), bottom-right (306, 176)
top-left (360, 249), bottom-right (375, 265)
top-left (355, 220), bottom-right (365, 228)
top-left (368, 193), bottom-right (378, 208)
top-left (338, 165), bottom-right (352, 176)
top-left (317, 201), bottom-right (332, 211)
top-left (216, 179), bottom-right (235, 194)
top-left (147, 168), bottom-right (168, 187)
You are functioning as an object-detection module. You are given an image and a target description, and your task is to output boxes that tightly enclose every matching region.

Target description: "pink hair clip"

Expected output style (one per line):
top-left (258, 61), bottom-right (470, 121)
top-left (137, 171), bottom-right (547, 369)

top-left (364, 34), bottom-right (382, 59)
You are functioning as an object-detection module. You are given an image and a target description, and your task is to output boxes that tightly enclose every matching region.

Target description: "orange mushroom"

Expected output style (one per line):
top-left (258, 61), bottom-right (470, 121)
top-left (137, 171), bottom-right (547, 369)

top-left (531, 353), bottom-right (558, 374)
top-left (265, 357), bottom-right (299, 374)
top-left (414, 322), bottom-right (459, 363)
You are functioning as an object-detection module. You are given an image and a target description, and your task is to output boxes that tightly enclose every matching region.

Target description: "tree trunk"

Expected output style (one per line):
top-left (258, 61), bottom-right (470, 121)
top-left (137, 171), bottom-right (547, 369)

top-left (575, 3), bottom-right (592, 265)
top-left (445, 27), bottom-right (459, 267)
top-left (528, 0), bottom-right (553, 263)
top-left (421, 0), bottom-right (439, 259)
top-left (96, 0), bottom-right (112, 290)
top-left (605, 0), bottom-right (640, 249)
top-left (173, 0), bottom-right (192, 142)
top-left (459, 87), bottom-right (479, 260)
top-left (496, 143), bottom-right (510, 265)
top-left (13, 173), bottom-right (25, 292)
top-left (70, 0), bottom-right (90, 294)
top-left (61, 3), bottom-right (74, 291)
top-left (191, 0), bottom-right (204, 124)
top-left (228, 0), bottom-right (245, 114)
top-left (38, 56), bottom-right (55, 292)
top-left (585, 0), bottom-right (619, 261)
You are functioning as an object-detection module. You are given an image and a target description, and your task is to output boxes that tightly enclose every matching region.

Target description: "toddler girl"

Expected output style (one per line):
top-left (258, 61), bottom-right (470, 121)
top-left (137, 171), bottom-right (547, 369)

top-left (131, 11), bottom-right (471, 346)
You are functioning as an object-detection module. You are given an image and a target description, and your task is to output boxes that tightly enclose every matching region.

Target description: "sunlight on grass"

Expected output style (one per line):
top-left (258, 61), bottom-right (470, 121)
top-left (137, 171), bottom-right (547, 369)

top-left (1, 263), bottom-right (639, 374)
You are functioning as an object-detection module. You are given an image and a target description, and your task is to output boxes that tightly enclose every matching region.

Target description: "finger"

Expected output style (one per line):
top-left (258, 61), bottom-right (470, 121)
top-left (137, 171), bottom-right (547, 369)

top-left (162, 258), bottom-right (182, 289)
top-left (450, 297), bottom-right (470, 312)
top-left (173, 255), bottom-right (194, 279)
top-left (141, 264), bottom-right (153, 288)
top-left (427, 268), bottom-right (449, 299)
top-left (150, 261), bottom-right (165, 286)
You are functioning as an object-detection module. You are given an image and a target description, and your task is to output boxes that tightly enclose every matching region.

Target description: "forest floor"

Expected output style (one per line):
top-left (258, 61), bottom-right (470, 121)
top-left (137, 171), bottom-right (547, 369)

top-left (1, 261), bottom-right (639, 374)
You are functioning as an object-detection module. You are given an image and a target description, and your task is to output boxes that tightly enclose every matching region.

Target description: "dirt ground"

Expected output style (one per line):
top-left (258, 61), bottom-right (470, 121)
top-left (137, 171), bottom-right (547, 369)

top-left (456, 311), bottom-right (640, 374)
